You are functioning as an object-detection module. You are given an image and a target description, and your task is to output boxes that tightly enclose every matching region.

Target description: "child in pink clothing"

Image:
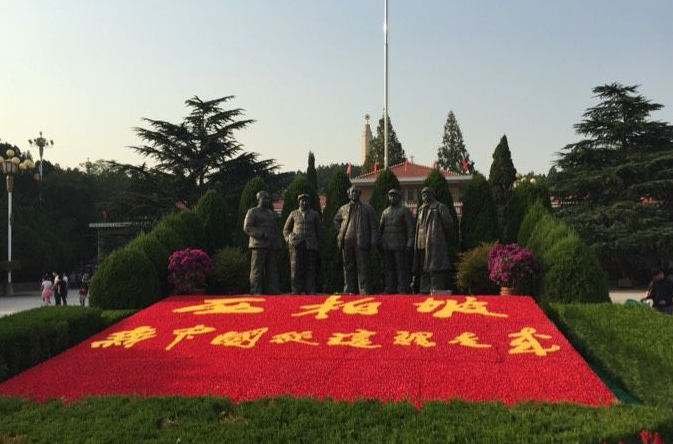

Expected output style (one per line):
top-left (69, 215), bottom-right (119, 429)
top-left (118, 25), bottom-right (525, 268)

top-left (40, 275), bottom-right (53, 306)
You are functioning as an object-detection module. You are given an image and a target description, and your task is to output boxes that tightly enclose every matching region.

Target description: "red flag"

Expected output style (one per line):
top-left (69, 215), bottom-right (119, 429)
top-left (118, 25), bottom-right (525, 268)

top-left (346, 163), bottom-right (351, 175)
top-left (373, 161), bottom-right (378, 174)
top-left (461, 157), bottom-right (469, 173)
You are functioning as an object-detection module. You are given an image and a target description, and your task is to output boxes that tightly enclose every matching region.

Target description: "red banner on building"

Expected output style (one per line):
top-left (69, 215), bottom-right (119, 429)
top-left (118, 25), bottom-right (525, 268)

top-left (0, 295), bottom-right (615, 406)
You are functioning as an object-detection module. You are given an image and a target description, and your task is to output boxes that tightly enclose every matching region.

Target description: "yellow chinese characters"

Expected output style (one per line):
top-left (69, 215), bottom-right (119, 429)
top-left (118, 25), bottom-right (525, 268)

top-left (415, 296), bottom-right (508, 319)
top-left (173, 298), bottom-right (265, 315)
top-left (270, 331), bottom-right (319, 346)
top-left (91, 326), bottom-right (157, 349)
top-left (165, 324), bottom-right (216, 351)
top-left (211, 328), bottom-right (269, 349)
top-left (449, 332), bottom-right (492, 348)
top-left (291, 295), bottom-right (381, 320)
top-left (393, 331), bottom-right (436, 347)
top-left (509, 327), bottom-right (560, 356)
top-left (327, 329), bottom-right (381, 349)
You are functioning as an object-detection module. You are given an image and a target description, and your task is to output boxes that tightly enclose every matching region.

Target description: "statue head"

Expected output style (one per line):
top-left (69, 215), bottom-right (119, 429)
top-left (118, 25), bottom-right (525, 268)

top-left (297, 193), bottom-right (310, 211)
top-left (348, 186), bottom-right (362, 203)
top-left (421, 187), bottom-right (435, 204)
top-left (388, 188), bottom-right (401, 206)
top-left (256, 191), bottom-right (271, 208)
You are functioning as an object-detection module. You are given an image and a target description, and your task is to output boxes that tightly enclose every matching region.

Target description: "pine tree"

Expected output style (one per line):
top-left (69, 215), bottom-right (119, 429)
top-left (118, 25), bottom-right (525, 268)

top-left (460, 173), bottom-right (500, 250)
top-left (550, 83), bottom-right (673, 278)
top-left (307, 151), bottom-right (318, 192)
top-left (488, 135), bottom-right (517, 206)
top-left (437, 111), bottom-right (475, 174)
top-left (321, 170), bottom-right (352, 293)
top-left (362, 115), bottom-right (405, 173)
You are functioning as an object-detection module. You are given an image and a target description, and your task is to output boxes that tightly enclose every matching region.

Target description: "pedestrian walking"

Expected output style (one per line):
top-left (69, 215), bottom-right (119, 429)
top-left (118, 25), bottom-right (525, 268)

top-left (40, 274), bottom-right (53, 306)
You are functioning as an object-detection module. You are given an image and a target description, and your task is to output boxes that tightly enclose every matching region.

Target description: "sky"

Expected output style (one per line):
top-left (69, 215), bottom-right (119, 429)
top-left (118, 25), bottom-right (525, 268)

top-left (1, 0), bottom-right (673, 176)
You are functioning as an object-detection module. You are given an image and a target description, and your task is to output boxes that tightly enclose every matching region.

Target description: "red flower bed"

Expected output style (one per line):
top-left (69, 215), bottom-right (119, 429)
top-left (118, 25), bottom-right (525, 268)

top-left (0, 295), bottom-right (615, 406)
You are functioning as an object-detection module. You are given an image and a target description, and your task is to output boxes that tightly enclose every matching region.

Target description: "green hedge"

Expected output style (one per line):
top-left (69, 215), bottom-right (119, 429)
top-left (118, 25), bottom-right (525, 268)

top-left (127, 232), bottom-right (170, 294)
top-left (0, 306), bottom-right (107, 381)
top-left (149, 225), bottom-right (185, 256)
top-left (195, 190), bottom-right (230, 253)
top-left (0, 396), bottom-right (670, 443)
top-left (176, 210), bottom-right (207, 251)
top-left (455, 243), bottom-right (500, 295)
top-left (89, 247), bottom-right (161, 309)
top-left (156, 212), bottom-right (196, 248)
top-left (209, 247), bottom-right (250, 294)
top-left (517, 200), bottom-right (549, 246)
top-left (549, 303), bottom-right (673, 406)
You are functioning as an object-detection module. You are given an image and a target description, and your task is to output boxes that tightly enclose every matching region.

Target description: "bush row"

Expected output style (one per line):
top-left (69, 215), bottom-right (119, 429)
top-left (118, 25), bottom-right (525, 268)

top-left (89, 190), bottom-right (247, 309)
top-left (518, 201), bottom-right (610, 303)
top-left (0, 306), bottom-right (107, 381)
top-left (0, 396), bottom-right (670, 443)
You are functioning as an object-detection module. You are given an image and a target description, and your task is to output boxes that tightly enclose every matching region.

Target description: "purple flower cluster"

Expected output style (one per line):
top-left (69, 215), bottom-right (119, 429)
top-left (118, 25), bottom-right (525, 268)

top-left (168, 248), bottom-right (214, 293)
top-left (488, 243), bottom-right (540, 288)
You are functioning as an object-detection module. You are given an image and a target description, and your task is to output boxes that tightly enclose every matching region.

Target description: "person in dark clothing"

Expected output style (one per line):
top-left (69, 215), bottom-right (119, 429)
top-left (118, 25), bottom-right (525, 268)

top-left (642, 269), bottom-right (673, 314)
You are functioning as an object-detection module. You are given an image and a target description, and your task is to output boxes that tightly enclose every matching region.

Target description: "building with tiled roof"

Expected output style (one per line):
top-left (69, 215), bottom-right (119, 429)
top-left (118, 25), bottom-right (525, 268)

top-left (350, 159), bottom-right (472, 214)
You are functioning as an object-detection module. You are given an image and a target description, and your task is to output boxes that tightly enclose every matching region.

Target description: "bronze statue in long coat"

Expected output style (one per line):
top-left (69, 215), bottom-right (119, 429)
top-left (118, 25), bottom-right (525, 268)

top-left (413, 187), bottom-right (453, 293)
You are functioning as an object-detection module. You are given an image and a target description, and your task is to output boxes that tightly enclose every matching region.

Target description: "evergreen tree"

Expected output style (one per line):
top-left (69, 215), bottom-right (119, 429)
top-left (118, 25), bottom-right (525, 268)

top-left (111, 95), bottom-right (277, 219)
top-left (437, 111), bottom-right (475, 174)
top-left (460, 173), bottom-right (500, 250)
top-left (307, 151), bottom-right (318, 192)
top-left (488, 135), bottom-right (517, 206)
top-left (195, 190), bottom-right (230, 254)
top-left (421, 169), bottom-right (460, 281)
top-left (502, 178), bottom-right (551, 243)
top-left (321, 170), bottom-right (351, 293)
top-left (550, 83), bottom-right (673, 278)
top-left (368, 169), bottom-right (402, 217)
top-left (236, 176), bottom-right (267, 248)
top-left (362, 115), bottom-right (405, 173)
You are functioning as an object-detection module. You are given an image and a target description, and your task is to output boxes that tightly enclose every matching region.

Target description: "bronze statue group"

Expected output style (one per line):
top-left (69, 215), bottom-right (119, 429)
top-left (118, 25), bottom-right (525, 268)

top-left (243, 186), bottom-right (453, 295)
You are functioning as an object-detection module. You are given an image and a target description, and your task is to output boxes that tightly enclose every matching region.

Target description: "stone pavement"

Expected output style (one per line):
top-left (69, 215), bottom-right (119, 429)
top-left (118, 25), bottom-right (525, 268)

top-left (0, 287), bottom-right (648, 318)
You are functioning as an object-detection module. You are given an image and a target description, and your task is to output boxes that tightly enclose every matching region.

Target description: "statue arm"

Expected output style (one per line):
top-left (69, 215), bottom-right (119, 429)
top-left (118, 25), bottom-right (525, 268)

top-left (333, 208), bottom-right (343, 231)
top-left (283, 213), bottom-right (294, 242)
top-left (404, 208), bottom-right (415, 249)
top-left (243, 210), bottom-right (264, 239)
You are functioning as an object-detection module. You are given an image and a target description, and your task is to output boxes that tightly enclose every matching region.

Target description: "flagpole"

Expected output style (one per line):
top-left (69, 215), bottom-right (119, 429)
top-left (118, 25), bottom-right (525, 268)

top-left (383, 0), bottom-right (389, 170)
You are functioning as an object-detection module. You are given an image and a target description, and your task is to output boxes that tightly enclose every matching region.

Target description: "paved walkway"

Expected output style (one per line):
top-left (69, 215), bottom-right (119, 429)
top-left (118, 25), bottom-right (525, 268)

top-left (0, 288), bottom-right (648, 318)
top-left (0, 289), bottom-right (88, 317)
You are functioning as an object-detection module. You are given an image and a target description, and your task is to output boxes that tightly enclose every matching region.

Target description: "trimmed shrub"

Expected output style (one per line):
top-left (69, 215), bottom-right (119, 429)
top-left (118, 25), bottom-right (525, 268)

top-left (526, 213), bottom-right (574, 259)
top-left (369, 169), bottom-right (401, 217)
top-left (517, 200), bottom-right (550, 246)
top-left (195, 190), bottom-right (229, 253)
top-left (89, 247), bottom-right (162, 309)
top-left (540, 236), bottom-right (610, 303)
top-left (209, 247), bottom-right (250, 294)
top-left (460, 173), bottom-right (500, 250)
top-left (0, 306), bottom-right (106, 381)
top-left (127, 232), bottom-right (170, 294)
top-left (155, 213), bottom-right (196, 248)
top-left (176, 210), bottom-right (207, 251)
top-left (456, 243), bottom-right (500, 295)
top-left (321, 170), bottom-right (351, 293)
top-left (149, 225), bottom-right (185, 256)
top-left (503, 180), bottom-right (552, 243)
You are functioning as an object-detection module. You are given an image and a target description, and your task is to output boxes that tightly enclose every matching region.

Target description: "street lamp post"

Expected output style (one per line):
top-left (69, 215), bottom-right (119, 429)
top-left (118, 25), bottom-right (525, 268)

top-left (28, 131), bottom-right (53, 181)
top-left (1, 150), bottom-right (35, 295)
